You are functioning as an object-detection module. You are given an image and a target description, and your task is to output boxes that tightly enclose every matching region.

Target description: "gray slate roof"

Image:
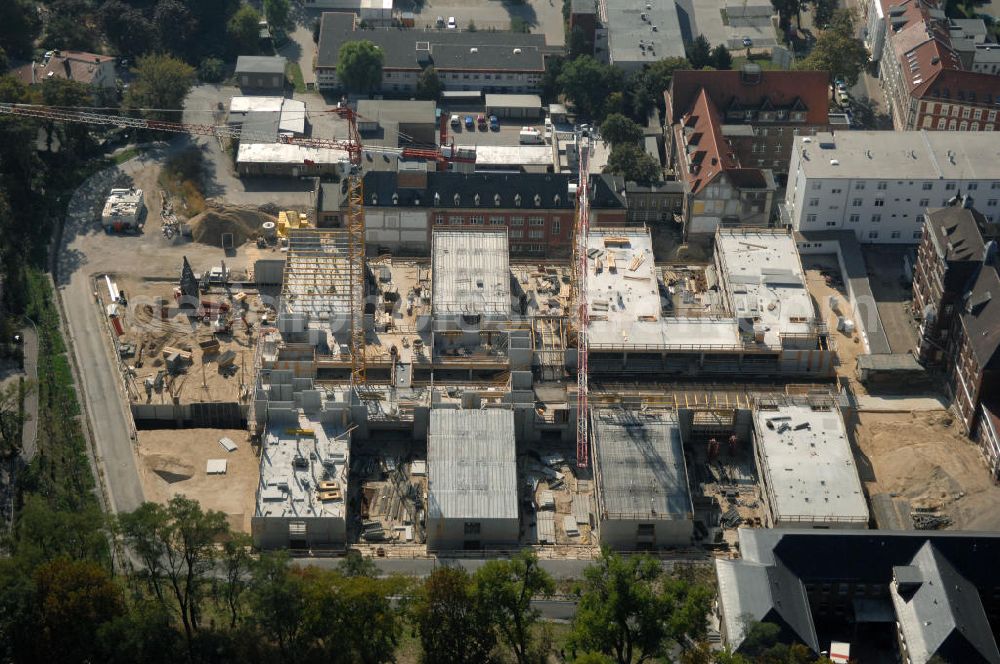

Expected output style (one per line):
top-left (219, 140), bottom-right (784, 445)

top-left (318, 12), bottom-right (549, 72)
top-left (235, 55), bottom-right (287, 75)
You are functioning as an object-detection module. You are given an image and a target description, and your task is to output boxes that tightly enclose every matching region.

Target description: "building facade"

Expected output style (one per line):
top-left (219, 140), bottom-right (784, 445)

top-left (784, 131), bottom-right (1000, 243)
top-left (865, 0), bottom-right (1000, 132)
top-left (666, 68), bottom-right (834, 179)
top-left (235, 56), bottom-right (287, 92)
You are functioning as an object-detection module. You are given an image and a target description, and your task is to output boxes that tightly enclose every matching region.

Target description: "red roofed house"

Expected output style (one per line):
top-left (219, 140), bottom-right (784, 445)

top-left (665, 66), bottom-right (835, 179)
top-left (14, 50), bottom-right (117, 89)
top-left (664, 67), bottom-right (839, 238)
top-left (871, 0), bottom-right (1000, 131)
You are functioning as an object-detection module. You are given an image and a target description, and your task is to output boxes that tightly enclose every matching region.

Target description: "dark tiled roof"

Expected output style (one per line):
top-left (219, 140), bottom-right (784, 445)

top-left (363, 171), bottom-right (595, 209)
top-left (960, 264), bottom-right (1000, 370)
top-left (667, 69), bottom-right (830, 127)
top-left (317, 12), bottom-right (548, 72)
top-left (925, 205), bottom-right (989, 263)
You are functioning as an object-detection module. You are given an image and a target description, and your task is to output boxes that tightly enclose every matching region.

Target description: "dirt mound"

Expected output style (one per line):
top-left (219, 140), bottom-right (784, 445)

top-left (146, 454), bottom-right (195, 483)
top-left (187, 207), bottom-right (276, 247)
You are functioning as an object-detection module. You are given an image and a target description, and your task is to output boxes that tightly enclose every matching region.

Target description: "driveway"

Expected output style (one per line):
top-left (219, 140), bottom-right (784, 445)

top-left (280, 16), bottom-right (318, 87)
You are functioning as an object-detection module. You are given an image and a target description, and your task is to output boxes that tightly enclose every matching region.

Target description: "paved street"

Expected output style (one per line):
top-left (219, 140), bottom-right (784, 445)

top-left (18, 325), bottom-right (38, 461)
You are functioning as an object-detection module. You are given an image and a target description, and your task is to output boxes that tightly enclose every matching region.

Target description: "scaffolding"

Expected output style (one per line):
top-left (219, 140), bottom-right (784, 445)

top-left (281, 229), bottom-right (357, 335)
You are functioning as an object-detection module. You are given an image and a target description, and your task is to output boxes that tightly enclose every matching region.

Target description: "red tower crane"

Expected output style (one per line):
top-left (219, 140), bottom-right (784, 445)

top-left (574, 138), bottom-right (592, 469)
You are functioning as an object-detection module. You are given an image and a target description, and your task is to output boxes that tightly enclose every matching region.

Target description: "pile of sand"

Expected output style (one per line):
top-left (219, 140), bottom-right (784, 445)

top-left (187, 207), bottom-right (277, 247)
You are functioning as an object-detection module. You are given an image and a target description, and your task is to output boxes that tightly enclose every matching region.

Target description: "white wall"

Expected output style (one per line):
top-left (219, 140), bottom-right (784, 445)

top-left (785, 168), bottom-right (1000, 243)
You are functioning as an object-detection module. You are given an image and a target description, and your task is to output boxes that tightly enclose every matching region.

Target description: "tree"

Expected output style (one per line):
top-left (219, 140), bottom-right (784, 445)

top-left (796, 9), bottom-right (868, 86)
top-left (415, 566), bottom-right (497, 664)
top-left (771, 0), bottom-right (802, 30)
top-left (475, 551), bottom-right (555, 664)
top-left (416, 66), bottom-right (442, 101)
top-left (338, 40), bottom-right (384, 93)
top-left (599, 113), bottom-right (643, 146)
top-left (15, 497), bottom-right (109, 567)
top-left (711, 44), bottom-right (733, 70)
top-left (96, 600), bottom-right (182, 664)
top-left (32, 558), bottom-right (123, 664)
top-left (687, 35), bottom-right (712, 69)
top-left (569, 550), bottom-right (712, 664)
top-left (250, 552), bottom-right (308, 661)
top-left (468, 19), bottom-right (478, 31)
top-left (813, 0), bottom-right (838, 28)
top-left (198, 57), bottom-right (226, 83)
top-left (569, 25), bottom-right (592, 58)
top-left (227, 5), bottom-right (263, 55)
top-left (632, 56), bottom-right (690, 116)
top-left (100, 2), bottom-right (156, 58)
top-left (556, 55), bottom-right (622, 120)
top-left (605, 144), bottom-right (661, 185)
top-left (511, 17), bottom-right (531, 33)
top-left (118, 498), bottom-right (228, 651)
top-left (43, 0), bottom-right (100, 52)
top-left (124, 54), bottom-right (196, 121)
top-left (265, 0), bottom-right (292, 31)
top-left (338, 550), bottom-right (380, 578)
top-left (0, 0), bottom-right (42, 58)
top-left (41, 79), bottom-right (94, 156)
top-left (219, 533), bottom-right (254, 629)
top-left (154, 0), bottom-right (198, 57)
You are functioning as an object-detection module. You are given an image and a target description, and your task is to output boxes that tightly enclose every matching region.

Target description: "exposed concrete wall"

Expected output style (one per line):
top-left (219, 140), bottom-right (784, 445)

top-left (426, 516), bottom-right (519, 551)
top-left (598, 518), bottom-right (693, 549)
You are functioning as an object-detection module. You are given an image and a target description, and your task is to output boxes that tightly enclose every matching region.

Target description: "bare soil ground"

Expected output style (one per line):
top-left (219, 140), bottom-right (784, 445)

top-left (803, 255), bottom-right (868, 393)
top-left (852, 410), bottom-right (1000, 530)
top-left (137, 427), bottom-right (258, 532)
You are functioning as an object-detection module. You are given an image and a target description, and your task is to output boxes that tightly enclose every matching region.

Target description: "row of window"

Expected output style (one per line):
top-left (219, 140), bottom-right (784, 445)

top-left (926, 103), bottom-right (998, 121)
top-left (810, 196), bottom-right (999, 210)
top-left (434, 215), bottom-right (559, 232)
top-left (810, 181), bottom-right (1000, 192)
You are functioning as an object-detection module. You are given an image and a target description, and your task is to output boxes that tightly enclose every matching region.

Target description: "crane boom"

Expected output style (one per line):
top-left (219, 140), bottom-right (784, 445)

top-left (574, 138), bottom-right (591, 469)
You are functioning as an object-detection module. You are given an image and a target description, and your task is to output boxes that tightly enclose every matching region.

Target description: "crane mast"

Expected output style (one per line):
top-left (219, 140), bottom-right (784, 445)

top-left (574, 138), bottom-right (591, 469)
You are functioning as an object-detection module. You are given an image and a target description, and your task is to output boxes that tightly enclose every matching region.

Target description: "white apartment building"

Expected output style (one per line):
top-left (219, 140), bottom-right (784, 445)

top-left (784, 131), bottom-right (1000, 243)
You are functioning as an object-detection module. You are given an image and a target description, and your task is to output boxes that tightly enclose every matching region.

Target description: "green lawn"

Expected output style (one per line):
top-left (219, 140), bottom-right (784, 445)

top-left (731, 54), bottom-right (785, 70)
top-left (287, 62), bottom-right (307, 93)
top-left (112, 147), bottom-right (140, 164)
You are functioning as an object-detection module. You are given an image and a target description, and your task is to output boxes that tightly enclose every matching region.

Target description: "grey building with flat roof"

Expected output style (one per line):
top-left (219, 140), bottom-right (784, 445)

top-left (426, 409), bottom-right (519, 550)
top-left (604, 0), bottom-right (686, 71)
top-left (591, 408), bottom-right (693, 549)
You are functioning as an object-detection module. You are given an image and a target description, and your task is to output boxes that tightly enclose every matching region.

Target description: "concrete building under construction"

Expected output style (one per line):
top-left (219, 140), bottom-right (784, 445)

top-left (585, 227), bottom-right (834, 377)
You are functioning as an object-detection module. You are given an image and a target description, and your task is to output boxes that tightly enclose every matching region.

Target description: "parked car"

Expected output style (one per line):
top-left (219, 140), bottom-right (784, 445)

top-left (742, 36), bottom-right (753, 47)
top-left (450, 114), bottom-right (461, 128)
top-left (837, 89), bottom-right (850, 106)
top-left (489, 115), bottom-right (500, 130)
top-left (447, 16), bottom-right (457, 29)
top-left (476, 114), bottom-right (488, 130)
top-left (436, 16), bottom-right (445, 27)
top-left (464, 115), bottom-right (474, 129)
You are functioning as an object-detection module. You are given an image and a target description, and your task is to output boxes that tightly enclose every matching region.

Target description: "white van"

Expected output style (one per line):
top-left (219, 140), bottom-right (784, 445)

top-left (519, 127), bottom-right (543, 144)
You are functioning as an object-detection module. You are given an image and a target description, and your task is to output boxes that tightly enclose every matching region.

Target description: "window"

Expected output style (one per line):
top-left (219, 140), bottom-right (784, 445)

top-left (916, 214), bottom-right (925, 223)
top-left (922, 182), bottom-right (933, 190)
top-left (871, 214), bottom-right (882, 222)
top-left (811, 182), bottom-right (822, 190)
top-left (529, 229), bottom-right (545, 239)
top-left (891, 231), bottom-right (901, 238)
top-left (852, 198), bottom-right (863, 207)
top-left (552, 219), bottom-right (560, 233)
top-left (489, 216), bottom-right (505, 225)
top-left (826, 221), bottom-right (837, 227)
top-left (945, 182), bottom-right (957, 190)
top-left (469, 215), bottom-right (484, 225)
top-left (968, 183), bottom-right (978, 190)
top-left (637, 524), bottom-right (655, 537)
top-left (463, 522), bottom-right (481, 536)
top-left (831, 188), bottom-right (842, 194)
top-left (510, 216), bottom-right (525, 226)
top-left (877, 182), bottom-right (888, 190)
top-left (449, 216), bottom-right (464, 225)
top-left (808, 198), bottom-right (819, 207)
top-left (528, 217), bottom-right (545, 226)
top-left (993, 182), bottom-right (1000, 190)
top-left (849, 214), bottom-right (860, 222)
top-left (509, 230), bottom-right (523, 238)
top-left (874, 198), bottom-right (885, 207)
top-left (806, 213), bottom-right (817, 223)
top-left (989, 199), bottom-right (998, 207)
top-left (854, 182), bottom-right (866, 190)
top-left (435, 215), bottom-right (445, 225)
top-left (868, 231), bottom-right (880, 239)
top-left (919, 198), bottom-right (929, 207)
top-left (913, 231), bottom-right (923, 239)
